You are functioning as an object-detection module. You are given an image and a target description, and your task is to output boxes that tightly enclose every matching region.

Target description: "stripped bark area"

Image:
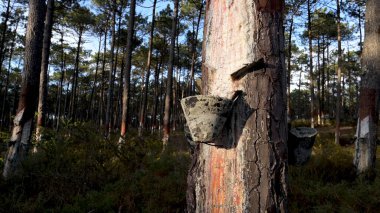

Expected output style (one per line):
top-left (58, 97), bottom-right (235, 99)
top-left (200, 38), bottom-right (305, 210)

top-left (187, 0), bottom-right (287, 212)
top-left (354, 0), bottom-right (380, 176)
top-left (3, 0), bottom-right (46, 178)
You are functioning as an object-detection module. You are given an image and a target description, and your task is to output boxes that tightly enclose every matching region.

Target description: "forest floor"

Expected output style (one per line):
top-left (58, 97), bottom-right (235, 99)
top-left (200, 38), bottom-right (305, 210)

top-left (0, 123), bottom-right (380, 212)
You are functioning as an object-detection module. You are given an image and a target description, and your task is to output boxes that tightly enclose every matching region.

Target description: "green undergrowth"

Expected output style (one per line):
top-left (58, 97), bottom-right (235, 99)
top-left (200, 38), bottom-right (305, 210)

top-left (0, 123), bottom-right (190, 212)
top-left (1, 123), bottom-right (380, 212)
top-left (289, 132), bottom-right (380, 213)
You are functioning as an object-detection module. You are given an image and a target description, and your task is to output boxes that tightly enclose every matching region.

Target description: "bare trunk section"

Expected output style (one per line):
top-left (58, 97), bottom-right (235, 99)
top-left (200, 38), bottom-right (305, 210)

top-left (187, 0), bottom-right (288, 211)
top-left (88, 35), bottom-right (102, 121)
top-left (354, 0), bottom-right (379, 176)
top-left (106, 1), bottom-right (117, 138)
top-left (187, 1), bottom-right (203, 96)
top-left (100, 27), bottom-right (108, 126)
top-left (36, 0), bottom-right (54, 145)
top-left (1, 17), bottom-right (19, 129)
top-left (69, 28), bottom-right (83, 121)
top-left (119, 0), bottom-right (136, 143)
top-left (3, 0), bottom-right (46, 178)
top-left (55, 32), bottom-right (65, 131)
top-left (162, 0), bottom-right (179, 146)
top-left (287, 14), bottom-right (293, 119)
top-left (307, 0), bottom-right (314, 128)
top-left (0, 0), bottom-right (11, 81)
top-left (138, 0), bottom-right (157, 136)
top-left (152, 53), bottom-right (162, 133)
top-left (335, 0), bottom-right (342, 144)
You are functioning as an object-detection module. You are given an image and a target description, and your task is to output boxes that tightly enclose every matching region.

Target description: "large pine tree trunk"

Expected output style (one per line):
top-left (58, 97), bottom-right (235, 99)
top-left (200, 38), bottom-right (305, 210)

top-left (3, 0), bottom-right (46, 178)
top-left (354, 0), bottom-right (379, 176)
top-left (36, 0), bottom-right (54, 144)
top-left (187, 0), bottom-right (288, 211)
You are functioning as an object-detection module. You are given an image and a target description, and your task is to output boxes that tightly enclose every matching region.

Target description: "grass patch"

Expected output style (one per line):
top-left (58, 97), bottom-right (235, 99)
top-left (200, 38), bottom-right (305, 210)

top-left (1, 123), bottom-right (379, 212)
top-left (289, 129), bottom-right (380, 213)
top-left (0, 123), bottom-right (190, 212)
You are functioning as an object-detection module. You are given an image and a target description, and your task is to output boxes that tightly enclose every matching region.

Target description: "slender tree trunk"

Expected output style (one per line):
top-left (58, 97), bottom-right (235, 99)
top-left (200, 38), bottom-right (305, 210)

top-left (138, 0), bottom-right (157, 136)
top-left (187, 1), bottom-right (203, 96)
top-left (99, 27), bottom-right (108, 126)
top-left (0, 0), bottom-right (11, 81)
top-left (88, 35), bottom-right (102, 121)
top-left (335, 0), bottom-right (342, 144)
top-left (112, 12), bottom-right (122, 129)
top-left (287, 14), bottom-right (294, 119)
top-left (321, 36), bottom-right (326, 125)
top-left (152, 53), bottom-right (162, 133)
top-left (106, 1), bottom-right (117, 137)
top-left (354, 0), bottom-right (379, 177)
top-left (307, 0), bottom-right (315, 128)
top-left (316, 37), bottom-right (321, 126)
top-left (36, 0), bottom-right (54, 144)
top-left (3, 0), bottom-right (46, 178)
top-left (162, 0), bottom-right (179, 146)
top-left (187, 1), bottom-right (287, 211)
top-left (0, 17), bottom-right (19, 129)
top-left (70, 28), bottom-right (83, 121)
top-left (119, 0), bottom-right (136, 143)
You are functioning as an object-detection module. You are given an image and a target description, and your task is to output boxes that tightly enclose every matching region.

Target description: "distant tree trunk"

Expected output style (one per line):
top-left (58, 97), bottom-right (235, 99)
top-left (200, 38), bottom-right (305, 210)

top-left (55, 32), bottom-right (65, 131)
top-left (335, 0), bottom-right (342, 144)
top-left (187, 1), bottom-right (203, 96)
top-left (88, 35), bottom-right (102, 121)
top-left (162, 0), bottom-right (179, 146)
top-left (119, 0), bottom-right (136, 143)
top-left (316, 37), bottom-right (321, 126)
top-left (36, 0), bottom-right (54, 144)
top-left (138, 0), bottom-right (157, 136)
top-left (3, 0), bottom-right (46, 178)
top-left (321, 36), bottom-right (326, 125)
top-left (99, 26), bottom-right (108, 126)
top-left (0, 0), bottom-right (11, 80)
top-left (287, 14), bottom-right (294, 119)
top-left (106, 2), bottom-right (117, 137)
top-left (354, 0), bottom-right (379, 177)
top-left (70, 28), bottom-right (83, 121)
top-left (187, 0), bottom-right (288, 211)
top-left (152, 53), bottom-right (162, 133)
top-left (0, 17), bottom-right (19, 129)
top-left (307, 0), bottom-right (315, 128)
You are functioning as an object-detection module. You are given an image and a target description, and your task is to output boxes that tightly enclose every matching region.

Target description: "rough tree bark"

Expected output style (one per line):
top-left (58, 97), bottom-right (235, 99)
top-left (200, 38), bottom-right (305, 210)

top-left (162, 0), bottom-right (179, 146)
top-left (3, 0), bottom-right (46, 178)
top-left (36, 0), bottom-right (54, 144)
top-left (186, 0), bottom-right (288, 212)
top-left (119, 0), bottom-right (136, 143)
top-left (354, 0), bottom-right (379, 176)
